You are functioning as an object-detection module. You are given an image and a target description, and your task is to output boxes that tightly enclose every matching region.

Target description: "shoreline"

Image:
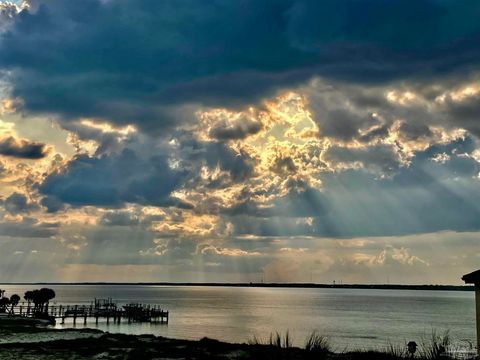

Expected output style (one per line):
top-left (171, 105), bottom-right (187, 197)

top-left (0, 327), bottom-right (473, 359)
top-left (0, 283), bottom-right (474, 291)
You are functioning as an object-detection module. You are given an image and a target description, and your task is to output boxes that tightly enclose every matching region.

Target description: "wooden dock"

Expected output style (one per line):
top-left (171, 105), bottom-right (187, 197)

top-left (9, 298), bottom-right (169, 325)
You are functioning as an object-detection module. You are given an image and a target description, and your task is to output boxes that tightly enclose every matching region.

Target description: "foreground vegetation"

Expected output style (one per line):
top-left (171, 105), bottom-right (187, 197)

top-left (0, 328), bottom-right (475, 360)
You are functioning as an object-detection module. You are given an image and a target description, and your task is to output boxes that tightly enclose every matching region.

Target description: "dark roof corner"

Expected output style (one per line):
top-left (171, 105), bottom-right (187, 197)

top-left (462, 269), bottom-right (480, 284)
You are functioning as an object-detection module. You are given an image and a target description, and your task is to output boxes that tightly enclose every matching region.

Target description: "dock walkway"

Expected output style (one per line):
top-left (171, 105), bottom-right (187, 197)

top-left (9, 298), bottom-right (169, 325)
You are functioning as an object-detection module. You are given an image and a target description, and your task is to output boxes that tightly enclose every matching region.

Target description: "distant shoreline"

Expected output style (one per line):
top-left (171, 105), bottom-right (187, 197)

top-left (0, 282), bottom-right (474, 291)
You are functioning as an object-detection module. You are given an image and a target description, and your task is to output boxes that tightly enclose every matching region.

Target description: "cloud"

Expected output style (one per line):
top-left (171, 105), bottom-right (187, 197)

top-left (198, 110), bottom-right (263, 141)
top-left (38, 148), bottom-right (189, 209)
top-left (209, 117), bottom-right (262, 141)
top-left (198, 244), bottom-right (261, 257)
top-left (0, 97), bottom-right (23, 114)
top-left (0, 217), bottom-right (58, 238)
top-left (323, 144), bottom-right (403, 175)
top-left (98, 210), bottom-right (141, 227)
top-left (435, 83), bottom-right (480, 137)
top-left (40, 195), bottom-right (64, 213)
top-left (227, 187), bottom-right (327, 218)
top-left (220, 135), bottom-right (480, 238)
top-left (3, 192), bottom-right (39, 214)
top-left (0, 135), bottom-right (50, 159)
top-left (1, 0), bottom-right (480, 131)
top-left (0, 1), bottom-right (23, 32)
top-left (61, 119), bottom-right (136, 156)
top-left (182, 139), bottom-right (257, 183)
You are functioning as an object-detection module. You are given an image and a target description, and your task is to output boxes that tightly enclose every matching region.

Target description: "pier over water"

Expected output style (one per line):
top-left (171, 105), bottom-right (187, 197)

top-left (6, 297), bottom-right (169, 325)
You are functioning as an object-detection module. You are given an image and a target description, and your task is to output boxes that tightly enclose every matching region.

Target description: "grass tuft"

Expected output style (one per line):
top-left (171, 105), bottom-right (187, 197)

top-left (386, 342), bottom-right (407, 358)
top-left (419, 330), bottom-right (450, 360)
top-left (249, 331), bottom-right (292, 349)
top-left (305, 331), bottom-right (330, 357)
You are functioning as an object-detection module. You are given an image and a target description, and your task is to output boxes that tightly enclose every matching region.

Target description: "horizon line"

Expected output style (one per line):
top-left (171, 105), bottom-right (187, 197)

top-left (0, 282), bottom-right (473, 291)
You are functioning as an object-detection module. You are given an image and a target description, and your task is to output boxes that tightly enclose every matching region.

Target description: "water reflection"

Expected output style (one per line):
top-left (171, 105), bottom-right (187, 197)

top-left (0, 285), bottom-right (475, 348)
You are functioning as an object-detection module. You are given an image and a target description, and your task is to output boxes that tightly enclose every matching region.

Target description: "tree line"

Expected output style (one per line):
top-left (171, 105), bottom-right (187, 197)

top-left (0, 288), bottom-right (56, 315)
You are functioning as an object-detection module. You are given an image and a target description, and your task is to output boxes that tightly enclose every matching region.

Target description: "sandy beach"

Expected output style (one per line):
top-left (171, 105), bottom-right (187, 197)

top-left (0, 327), bottom-right (469, 360)
top-left (0, 327), bottom-right (103, 345)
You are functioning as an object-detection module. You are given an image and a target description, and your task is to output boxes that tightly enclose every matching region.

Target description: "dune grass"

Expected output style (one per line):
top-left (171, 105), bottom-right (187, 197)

top-left (418, 330), bottom-right (451, 360)
top-left (249, 331), bottom-right (292, 348)
top-left (247, 329), bottom-right (464, 360)
top-left (304, 332), bottom-right (331, 359)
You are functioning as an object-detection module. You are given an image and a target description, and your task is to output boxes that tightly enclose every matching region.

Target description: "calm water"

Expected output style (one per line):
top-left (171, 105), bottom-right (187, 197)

top-left (0, 285), bottom-right (475, 349)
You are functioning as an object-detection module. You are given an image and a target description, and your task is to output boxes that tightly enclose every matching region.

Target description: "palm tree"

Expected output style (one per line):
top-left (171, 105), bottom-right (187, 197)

top-left (22, 288), bottom-right (56, 315)
top-left (39, 288), bottom-right (55, 313)
top-left (24, 290), bottom-right (34, 314)
top-left (0, 297), bottom-right (10, 313)
top-left (31, 289), bottom-right (41, 313)
top-left (9, 294), bottom-right (20, 315)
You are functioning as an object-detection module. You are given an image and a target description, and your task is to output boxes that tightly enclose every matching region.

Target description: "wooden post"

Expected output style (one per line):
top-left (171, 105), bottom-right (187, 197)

top-left (476, 284), bottom-right (480, 355)
top-left (462, 270), bottom-right (480, 354)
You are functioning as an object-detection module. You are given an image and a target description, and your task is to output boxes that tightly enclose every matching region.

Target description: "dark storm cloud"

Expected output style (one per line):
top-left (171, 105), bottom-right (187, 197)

top-left (36, 127), bottom-right (256, 210)
top-left (0, 136), bottom-right (49, 159)
top-left (439, 91), bottom-right (480, 137)
top-left (358, 124), bottom-right (390, 144)
top-left (40, 195), bottom-right (65, 213)
top-left (397, 122), bottom-right (433, 142)
top-left (38, 148), bottom-right (189, 209)
top-left (209, 115), bottom-right (263, 141)
top-left (3, 192), bottom-right (39, 214)
top-left (1, 0), bottom-right (480, 130)
top-left (183, 140), bottom-right (256, 183)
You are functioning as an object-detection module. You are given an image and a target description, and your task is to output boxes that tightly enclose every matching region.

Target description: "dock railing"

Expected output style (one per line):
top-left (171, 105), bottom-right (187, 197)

top-left (6, 301), bottom-right (169, 325)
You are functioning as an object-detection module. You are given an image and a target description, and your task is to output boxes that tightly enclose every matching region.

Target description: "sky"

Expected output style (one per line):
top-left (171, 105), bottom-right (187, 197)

top-left (0, 0), bottom-right (479, 284)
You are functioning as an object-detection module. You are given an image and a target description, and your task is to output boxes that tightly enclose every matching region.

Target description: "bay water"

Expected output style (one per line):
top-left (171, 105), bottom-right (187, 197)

top-left (0, 285), bottom-right (475, 349)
